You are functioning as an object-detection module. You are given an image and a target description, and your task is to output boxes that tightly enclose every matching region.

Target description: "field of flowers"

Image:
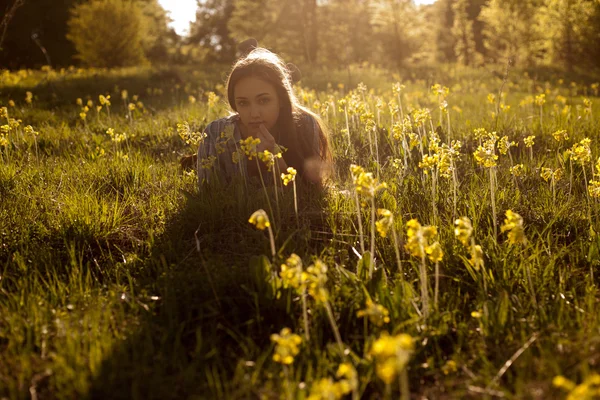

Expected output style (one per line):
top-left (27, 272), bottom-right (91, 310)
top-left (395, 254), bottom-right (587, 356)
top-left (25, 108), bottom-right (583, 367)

top-left (1, 64), bottom-right (599, 399)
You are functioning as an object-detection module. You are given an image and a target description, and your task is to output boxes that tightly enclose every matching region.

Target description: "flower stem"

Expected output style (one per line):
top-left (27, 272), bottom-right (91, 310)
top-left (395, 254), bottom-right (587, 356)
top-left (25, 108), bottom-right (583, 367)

top-left (324, 300), bottom-right (345, 355)
top-left (392, 224), bottom-right (403, 278)
top-left (302, 291), bottom-right (310, 341)
top-left (353, 190), bottom-right (365, 254)
top-left (370, 196), bottom-right (376, 279)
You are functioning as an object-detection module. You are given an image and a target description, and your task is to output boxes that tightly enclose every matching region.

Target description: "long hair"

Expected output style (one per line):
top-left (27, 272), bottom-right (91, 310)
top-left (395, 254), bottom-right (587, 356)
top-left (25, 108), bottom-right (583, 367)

top-left (225, 48), bottom-right (331, 177)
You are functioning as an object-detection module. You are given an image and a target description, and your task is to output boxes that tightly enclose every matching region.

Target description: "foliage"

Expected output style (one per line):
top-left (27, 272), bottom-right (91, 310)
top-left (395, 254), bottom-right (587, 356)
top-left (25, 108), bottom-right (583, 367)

top-left (1, 61), bottom-right (600, 399)
top-left (66, 0), bottom-right (150, 67)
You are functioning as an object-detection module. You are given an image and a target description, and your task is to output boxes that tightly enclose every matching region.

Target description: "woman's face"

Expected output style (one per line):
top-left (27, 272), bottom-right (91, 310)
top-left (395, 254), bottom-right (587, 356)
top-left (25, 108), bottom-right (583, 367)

top-left (233, 76), bottom-right (281, 135)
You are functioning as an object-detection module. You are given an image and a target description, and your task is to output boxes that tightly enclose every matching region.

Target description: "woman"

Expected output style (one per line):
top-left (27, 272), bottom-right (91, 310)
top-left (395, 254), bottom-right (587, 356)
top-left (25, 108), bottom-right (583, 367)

top-left (196, 46), bottom-right (331, 187)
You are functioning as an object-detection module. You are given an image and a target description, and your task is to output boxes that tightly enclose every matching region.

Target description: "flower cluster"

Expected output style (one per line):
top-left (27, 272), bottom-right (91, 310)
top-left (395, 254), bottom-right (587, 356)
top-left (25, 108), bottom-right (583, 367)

top-left (307, 363), bottom-right (357, 400)
top-left (306, 260), bottom-right (329, 304)
top-left (281, 167), bottom-right (297, 186)
top-left (370, 333), bottom-right (414, 384)
top-left (454, 217), bottom-right (484, 270)
top-left (357, 299), bottom-right (390, 327)
top-left (240, 136), bottom-right (261, 160)
top-left (270, 327), bottom-right (302, 365)
top-left (568, 138), bottom-right (592, 166)
top-left (279, 253), bottom-right (305, 292)
top-left (540, 167), bottom-right (564, 183)
top-left (405, 219), bottom-right (443, 262)
top-left (501, 210), bottom-right (527, 246)
top-left (474, 132), bottom-right (498, 168)
top-left (177, 122), bottom-right (206, 147)
top-left (248, 209), bottom-right (270, 230)
top-left (350, 164), bottom-right (387, 198)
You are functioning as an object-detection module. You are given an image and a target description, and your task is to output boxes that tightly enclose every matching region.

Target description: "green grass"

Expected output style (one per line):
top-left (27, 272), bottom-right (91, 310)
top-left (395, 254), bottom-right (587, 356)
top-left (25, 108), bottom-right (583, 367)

top-left (1, 63), bottom-right (599, 399)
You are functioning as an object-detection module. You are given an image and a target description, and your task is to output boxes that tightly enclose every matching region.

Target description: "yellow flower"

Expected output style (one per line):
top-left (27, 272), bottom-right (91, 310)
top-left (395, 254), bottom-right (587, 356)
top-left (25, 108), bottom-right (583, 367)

top-left (588, 180), bottom-right (600, 198)
top-left (405, 219), bottom-right (438, 259)
top-left (177, 122), bottom-right (207, 146)
top-left (280, 253), bottom-right (305, 292)
top-left (207, 91), bottom-right (220, 108)
top-left (569, 138), bottom-right (592, 165)
top-left (240, 136), bottom-right (261, 160)
top-left (497, 136), bottom-right (517, 155)
top-left (25, 91), bottom-right (33, 104)
top-left (524, 135), bottom-right (535, 148)
top-left (248, 209), bottom-right (270, 230)
top-left (357, 299), bottom-right (390, 326)
top-left (76, 98), bottom-right (83, 106)
top-left (534, 93), bottom-right (546, 106)
top-left (469, 244), bottom-right (484, 271)
top-left (128, 103), bottom-right (136, 111)
top-left (8, 100), bottom-right (15, 107)
top-left (552, 129), bottom-right (568, 142)
top-left (426, 241), bottom-right (443, 262)
top-left (99, 94), bottom-right (111, 106)
top-left (350, 164), bottom-right (387, 198)
top-left (487, 93), bottom-right (496, 104)
top-left (121, 90), bottom-right (128, 100)
top-left (370, 333), bottom-right (414, 384)
top-left (501, 210), bottom-right (527, 246)
top-left (306, 259), bottom-right (329, 304)
top-left (258, 149), bottom-right (281, 171)
top-left (510, 164), bottom-right (525, 177)
top-left (419, 154), bottom-right (439, 173)
top-left (281, 167), bottom-right (297, 186)
top-left (0, 107), bottom-right (8, 119)
top-left (474, 134), bottom-right (498, 168)
top-left (188, 95), bottom-right (196, 104)
top-left (454, 217), bottom-right (473, 247)
top-left (24, 125), bottom-right (38, 136)
top-left (270, 327), bottom-right (302, 365)
top-left (375, 208), bottom-right (393, 238)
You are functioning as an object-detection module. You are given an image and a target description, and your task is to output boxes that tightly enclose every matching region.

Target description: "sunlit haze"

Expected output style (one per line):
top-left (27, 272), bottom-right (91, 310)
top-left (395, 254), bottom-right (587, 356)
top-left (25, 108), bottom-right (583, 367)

top-left (158, 0), bottom-right (197, 36)
top-left (158, 0), bottom-right (437, 37)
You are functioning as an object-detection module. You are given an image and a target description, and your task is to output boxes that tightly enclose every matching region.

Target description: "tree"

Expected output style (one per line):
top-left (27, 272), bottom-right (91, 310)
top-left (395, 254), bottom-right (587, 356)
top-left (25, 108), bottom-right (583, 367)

top-left (372, 0), bottom-right (424, 67)
top-left (430, 0), bottom-right (456, 63)
top-left (479, 0), bottom-right (545, 67)
top-left (187, 0), bottom-right (237, 63)
top-left (452, 0), bottom-right (479, 66)
top-left (67, 0), bottom-right (149, 67)
top-left (316, 0), bottom-right (375, 65)
top-left (536, 0), bottom-right (596, 71)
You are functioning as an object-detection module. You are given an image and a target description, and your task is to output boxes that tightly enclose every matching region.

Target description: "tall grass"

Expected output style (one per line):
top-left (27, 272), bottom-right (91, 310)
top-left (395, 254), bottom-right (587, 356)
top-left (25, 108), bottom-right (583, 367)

top-left (0, 63), bottom-right (599, 399)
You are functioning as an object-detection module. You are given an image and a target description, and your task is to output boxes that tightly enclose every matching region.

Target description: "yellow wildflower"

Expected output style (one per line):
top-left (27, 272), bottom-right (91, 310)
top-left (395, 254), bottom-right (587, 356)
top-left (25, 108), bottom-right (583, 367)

top-left (501, 210), bottom-right (527, 246)
top-left (370, 333), bottom-right (414, 384)
top-left (357, 299), bottom-right (390, 326)
top-left (454, 217), bottom-right (473, 247)
top-left (281, 167), bottom-right (297, 186)
top-left (248, 209), bottom-right (270, 230)
top-left (510, 164), bottom-right (525, 177)
top-left (270, 327), bottom-right (302, 365)
top-left (524, 135), bottom-right (535, 148)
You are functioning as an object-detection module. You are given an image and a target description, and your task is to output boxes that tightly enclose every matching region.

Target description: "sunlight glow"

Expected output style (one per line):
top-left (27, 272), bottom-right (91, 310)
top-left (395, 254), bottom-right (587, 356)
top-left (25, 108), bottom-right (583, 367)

top-left (158, 0), bottom-right (438, 37)
top-left (158, 0), bottom-right (197, 36)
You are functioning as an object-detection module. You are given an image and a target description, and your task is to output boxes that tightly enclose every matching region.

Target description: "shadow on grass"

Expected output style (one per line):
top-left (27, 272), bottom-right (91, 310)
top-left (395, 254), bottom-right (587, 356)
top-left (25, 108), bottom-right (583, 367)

top-left (86, 181), bottom-right (331, 399)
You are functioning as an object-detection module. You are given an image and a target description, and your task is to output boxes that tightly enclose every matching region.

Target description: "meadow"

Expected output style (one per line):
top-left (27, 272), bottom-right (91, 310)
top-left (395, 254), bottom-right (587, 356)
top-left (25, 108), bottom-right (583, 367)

top-left (0, 63), bottom-right (599, 399)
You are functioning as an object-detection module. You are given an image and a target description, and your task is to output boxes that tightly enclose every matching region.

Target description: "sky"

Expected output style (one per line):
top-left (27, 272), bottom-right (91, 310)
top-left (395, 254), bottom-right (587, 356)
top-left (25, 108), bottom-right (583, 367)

top-left (158, 0), bottom-right (438, 37)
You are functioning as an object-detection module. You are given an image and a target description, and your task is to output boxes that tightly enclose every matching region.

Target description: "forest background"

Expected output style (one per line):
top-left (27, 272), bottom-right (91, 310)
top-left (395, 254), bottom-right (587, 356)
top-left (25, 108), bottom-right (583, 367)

top-left (2, 0), bottom-right (600, 74)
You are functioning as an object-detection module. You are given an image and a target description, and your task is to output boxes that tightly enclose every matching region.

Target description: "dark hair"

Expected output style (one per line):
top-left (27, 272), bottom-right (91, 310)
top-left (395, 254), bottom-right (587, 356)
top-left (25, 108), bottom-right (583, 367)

top-left (226, 48), bottom-right (331, 177)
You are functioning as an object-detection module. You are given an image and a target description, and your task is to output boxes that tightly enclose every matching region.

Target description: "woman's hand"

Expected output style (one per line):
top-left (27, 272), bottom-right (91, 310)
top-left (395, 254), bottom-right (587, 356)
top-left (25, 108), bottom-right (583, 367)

top-left (256, 124), bottom-right (277, 153)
